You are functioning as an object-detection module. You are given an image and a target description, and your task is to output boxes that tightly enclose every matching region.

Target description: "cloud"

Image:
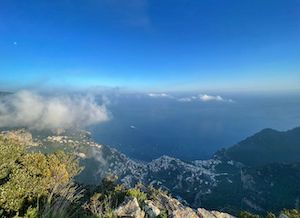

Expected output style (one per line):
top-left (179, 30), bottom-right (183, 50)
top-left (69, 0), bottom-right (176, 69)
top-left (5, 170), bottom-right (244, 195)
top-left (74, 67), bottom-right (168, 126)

top-left (147, 93), bottom-right (173, 98)
top-left (0, 90), bottom-right (110, 130)
top-left (178, 94), bottom-right (234, 103)
top-left (147, 93), bottom-right (234, 103)
top-left (199, 94), bottom-right (224, 102)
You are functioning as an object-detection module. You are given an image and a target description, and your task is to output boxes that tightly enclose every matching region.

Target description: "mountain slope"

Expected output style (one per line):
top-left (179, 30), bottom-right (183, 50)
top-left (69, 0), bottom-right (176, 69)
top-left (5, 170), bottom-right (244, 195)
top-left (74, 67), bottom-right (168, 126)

top-left (4, 126), bottom-right (300, 216)
top-left (223, 127), bottom-right (300, 166)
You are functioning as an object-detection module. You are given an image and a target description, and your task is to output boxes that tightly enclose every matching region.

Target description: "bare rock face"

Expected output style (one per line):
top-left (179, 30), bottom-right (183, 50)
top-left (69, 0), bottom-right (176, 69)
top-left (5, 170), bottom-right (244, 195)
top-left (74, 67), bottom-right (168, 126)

top-left (143, 200), bottom-right (160, 217)
top-left (114, 197), bottom-right (145, 218)
top-left (156, 193), bottom-right (199, 218)
top-left (197, 208), bottom-right (236, 218)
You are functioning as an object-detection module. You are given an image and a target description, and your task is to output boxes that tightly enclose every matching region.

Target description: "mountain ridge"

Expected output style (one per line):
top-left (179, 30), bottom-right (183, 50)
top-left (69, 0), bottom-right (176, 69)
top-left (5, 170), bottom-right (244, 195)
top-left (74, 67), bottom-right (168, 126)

top-left (223, 126), bottom-right (300, 166)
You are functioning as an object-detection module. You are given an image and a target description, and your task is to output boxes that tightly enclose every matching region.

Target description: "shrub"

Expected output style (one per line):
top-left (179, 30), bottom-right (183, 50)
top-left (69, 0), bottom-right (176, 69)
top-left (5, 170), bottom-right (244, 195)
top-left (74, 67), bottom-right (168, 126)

top-left (39, 183), bottom-right (84, 218)
top-left (127, 188), bottom-right (147, 205)
top-left (24, 206), bottom-right (38, 218)
top-left (238, 211), bottom-right (260, 218)
top-left (0, 136), bottom-right (80, 215)
top-left (266, 212), bottom-right (276, 218)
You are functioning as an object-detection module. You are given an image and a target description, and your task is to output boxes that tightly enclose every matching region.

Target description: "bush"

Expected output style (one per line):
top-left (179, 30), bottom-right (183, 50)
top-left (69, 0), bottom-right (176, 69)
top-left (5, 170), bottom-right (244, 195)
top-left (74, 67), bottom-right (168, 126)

top-left (127, 188), bottom-right (147, 205)
top-left (24, 206), bottom-right (38, 218)
top-left (238, 211), bottom-right (260, 218)
top-left (0, 136), bottom-right (80, 216)
top-left (266, 212), bottom-right (276, 218)
top-left (39, 183), bottom-right (84, 218)
top-left (84, 178), bottom-right (127, 217)
top-left (157, 209), bottom-right (168, 218)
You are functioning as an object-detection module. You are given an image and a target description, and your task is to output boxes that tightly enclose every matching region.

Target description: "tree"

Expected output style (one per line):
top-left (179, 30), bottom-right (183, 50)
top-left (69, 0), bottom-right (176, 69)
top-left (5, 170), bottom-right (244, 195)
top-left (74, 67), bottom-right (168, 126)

top-left (0, 135), bottom-right (79, 215)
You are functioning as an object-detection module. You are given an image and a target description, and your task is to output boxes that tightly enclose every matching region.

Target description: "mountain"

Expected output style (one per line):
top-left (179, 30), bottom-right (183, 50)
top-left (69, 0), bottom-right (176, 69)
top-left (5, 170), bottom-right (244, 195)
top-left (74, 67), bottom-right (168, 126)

top-left (3, 126), bottom-right (300, 216)
top-left (76, 126), bottom-right (300, 215)
top-left (222, 127), bottom-right (300, 166)
top-left (0, 128), bottom-right (237, 218)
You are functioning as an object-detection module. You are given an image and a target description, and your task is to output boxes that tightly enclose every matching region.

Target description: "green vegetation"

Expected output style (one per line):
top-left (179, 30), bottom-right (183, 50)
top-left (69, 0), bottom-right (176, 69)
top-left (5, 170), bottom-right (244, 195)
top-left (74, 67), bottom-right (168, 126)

top-left (0, 135), bottom-right (80, 217)
top-left (0, 134), bottom-right (155, 217)
top-left (83, 177), bottom-right (127, 217)
top-left (127, 187), bottom-right (147, 205)
top-left (238, 211), bottom-right (260, 218)
top-left (266, 212), bottom-right (276, 218)
top-left (1, 131), bottom-right (299, 218)
top-left (238, 210), bottom-right (300, 218)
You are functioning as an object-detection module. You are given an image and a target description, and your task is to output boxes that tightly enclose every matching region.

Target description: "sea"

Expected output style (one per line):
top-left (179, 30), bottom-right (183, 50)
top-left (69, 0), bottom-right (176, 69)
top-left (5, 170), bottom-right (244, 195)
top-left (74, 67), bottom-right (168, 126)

top-left (89, 91), bottom-right (300, 161)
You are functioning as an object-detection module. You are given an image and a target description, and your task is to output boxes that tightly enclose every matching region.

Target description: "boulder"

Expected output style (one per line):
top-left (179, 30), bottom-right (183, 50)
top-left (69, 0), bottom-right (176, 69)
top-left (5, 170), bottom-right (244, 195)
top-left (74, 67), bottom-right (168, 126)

top-left (171, 209), bottom-right (199, 218)
top-left (155, 193), bottom-right (198, 218)
top-left (114, 197), bottom-right (145, 218)
top-left (143, 200), bottom-right (160, 217)
top-left (197, 208), bottom-right (236, 218)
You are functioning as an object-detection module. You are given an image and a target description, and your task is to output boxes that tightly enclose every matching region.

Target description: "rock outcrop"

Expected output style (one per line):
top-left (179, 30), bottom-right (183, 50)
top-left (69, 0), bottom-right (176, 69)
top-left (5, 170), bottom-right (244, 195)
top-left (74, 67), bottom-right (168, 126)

top-left (155, 193), bottom-right (199, 218)
top-left (114, 197), bottom-right (145, 218)
top-left (198, 208), bottom-right (236, 218)
top-left (143, 200), bottom-right (160, 217)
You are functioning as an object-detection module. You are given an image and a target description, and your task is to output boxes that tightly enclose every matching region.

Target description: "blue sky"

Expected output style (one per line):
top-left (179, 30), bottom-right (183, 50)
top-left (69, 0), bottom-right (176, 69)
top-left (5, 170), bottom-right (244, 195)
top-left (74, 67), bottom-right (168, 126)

top-left (0, 0), bottom-right (299, 92)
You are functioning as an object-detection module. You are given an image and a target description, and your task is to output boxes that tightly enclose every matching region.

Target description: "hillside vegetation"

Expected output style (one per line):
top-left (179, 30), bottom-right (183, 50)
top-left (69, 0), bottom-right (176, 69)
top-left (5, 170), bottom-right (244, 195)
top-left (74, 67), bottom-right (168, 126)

top-left (0, 129), bottom-right (299, 218)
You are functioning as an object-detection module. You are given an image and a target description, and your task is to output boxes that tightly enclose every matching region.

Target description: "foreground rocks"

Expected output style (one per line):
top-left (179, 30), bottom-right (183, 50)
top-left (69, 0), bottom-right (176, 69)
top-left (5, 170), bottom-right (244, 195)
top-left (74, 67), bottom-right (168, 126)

top-left (155, 193), bottom-right (199, 218)
top-left (113, 192), bottom-right (235, 218)
top-left (143, 200), bottom-right (161, 217)
top-left (198, 208), bottom-right (236, 218)
top-left (114, 197), bottom-right (145, 218)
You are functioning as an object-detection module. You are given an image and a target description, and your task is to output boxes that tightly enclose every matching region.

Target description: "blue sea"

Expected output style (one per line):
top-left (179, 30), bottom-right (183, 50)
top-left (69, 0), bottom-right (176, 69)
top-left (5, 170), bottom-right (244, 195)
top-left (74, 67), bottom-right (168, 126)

top-left (89, 92), bottom-right (300, 161)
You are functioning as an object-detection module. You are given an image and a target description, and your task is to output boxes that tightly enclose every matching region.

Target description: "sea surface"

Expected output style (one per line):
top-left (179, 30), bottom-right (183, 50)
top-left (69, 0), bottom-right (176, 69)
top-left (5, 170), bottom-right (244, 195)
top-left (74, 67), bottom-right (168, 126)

top-left (90, 92), bottom-right (300, 161)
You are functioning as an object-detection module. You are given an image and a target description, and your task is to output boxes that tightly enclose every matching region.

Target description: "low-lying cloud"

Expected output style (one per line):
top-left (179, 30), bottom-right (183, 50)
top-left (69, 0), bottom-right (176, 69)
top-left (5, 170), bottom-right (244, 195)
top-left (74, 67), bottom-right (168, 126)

top-left (147, 93), bottom-right (172, 98)
top-left (147, 92), bottom-right (234, 103)
top-left (199, 94), bottom-right (227, 102)
top-left (178, 94), bottom-right (234, 103)
top-left (0, 90), bottom-right (110, 130)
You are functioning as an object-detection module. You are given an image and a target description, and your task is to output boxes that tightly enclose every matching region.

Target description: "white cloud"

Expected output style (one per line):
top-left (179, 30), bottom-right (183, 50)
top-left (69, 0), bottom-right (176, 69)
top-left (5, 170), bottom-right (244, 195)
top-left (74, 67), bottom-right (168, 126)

top-left (148, 93), bottom-right (172, 98)
top-left (178, 94), bottom-right (234, 103)
top-left (0, 90), bottom-right (110, 130)
top-left (199, 94), bottom-right (224, 102)
top-left (199, 94), bottom-right (234, 102)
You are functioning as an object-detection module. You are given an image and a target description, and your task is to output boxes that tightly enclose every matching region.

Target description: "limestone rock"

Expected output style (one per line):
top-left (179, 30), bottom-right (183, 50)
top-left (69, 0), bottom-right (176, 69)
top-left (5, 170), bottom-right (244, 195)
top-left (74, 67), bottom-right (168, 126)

top-left (156, 193), bottom-right (198, 218)
top-left (143, 200), bottom-right (160, 217)
top-left (114, 197), bottom-right (145, 218)
top-left (197, 208), bottom-right (236, 218)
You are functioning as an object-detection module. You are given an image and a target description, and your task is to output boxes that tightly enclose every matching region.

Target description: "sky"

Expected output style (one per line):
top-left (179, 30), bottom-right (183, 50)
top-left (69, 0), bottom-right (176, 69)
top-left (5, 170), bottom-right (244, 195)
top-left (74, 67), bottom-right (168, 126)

top-left (0, 0), bottom-right (300, 92)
